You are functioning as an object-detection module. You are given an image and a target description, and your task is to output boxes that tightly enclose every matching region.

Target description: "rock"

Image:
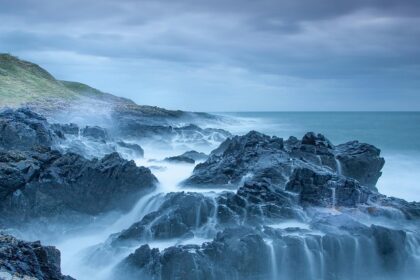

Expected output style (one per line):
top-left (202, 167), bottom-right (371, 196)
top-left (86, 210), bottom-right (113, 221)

top-left (301, 132), bottom-right (333, 148)
top-left (51, 123), bottom-right (80, 136)
top-left (81, 125), bottom-right (109, 141)
top-left (0, 108), bottom-right (62, 150)
top-left (183, 131), bottom-right (288, 188)
top-left (0, 149), bottom-right (157, 226)
top-left (0, 234), bottom-right (74, 280)
top-left (116, 220), bottom-right (420, 280)
top-left (184, 131), bottom-right (385, 192)
top-left (164, 155), bottom-right (195, 164)
top-left (111, 181), bottom-right (303, 247)
top-left (179, 150), bottom-right (208, 161)
top-left (335, 141), bottom-right (385, 189)
top-left (117, 141), bottom-right (144, 158)
top-left (285, 167), bottom-right (371, 207)
top-left (115, 227), bottom-right (271, 280)
top-left (115, 192), bottom-right (215, 243)
top-left (116, 122), bottom-right (231, 146)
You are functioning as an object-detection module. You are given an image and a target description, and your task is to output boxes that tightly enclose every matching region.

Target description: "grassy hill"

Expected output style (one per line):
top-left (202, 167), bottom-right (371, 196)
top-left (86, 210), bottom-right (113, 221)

top-left (0, 54), bottom-right (185, 120)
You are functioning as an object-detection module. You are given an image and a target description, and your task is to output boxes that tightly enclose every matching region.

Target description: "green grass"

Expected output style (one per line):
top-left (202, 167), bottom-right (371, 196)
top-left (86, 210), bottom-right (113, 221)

top-left (0, 54), bottom-right (80, 107)
top-left (0, 53), bottom-right (185, 118)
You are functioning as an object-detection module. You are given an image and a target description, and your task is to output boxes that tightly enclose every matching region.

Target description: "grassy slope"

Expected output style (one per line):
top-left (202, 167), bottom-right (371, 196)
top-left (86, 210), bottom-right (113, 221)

top-left (0, 54), bottom-right (184, 118)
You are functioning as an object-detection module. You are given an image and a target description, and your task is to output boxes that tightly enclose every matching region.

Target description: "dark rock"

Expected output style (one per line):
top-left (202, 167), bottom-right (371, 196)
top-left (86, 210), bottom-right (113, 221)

top-left (335, 141), bottom-right (385, 189)
top-left (51, 123), bottom-right (80, 136)
top-left (285, 168), bottom-right (371, 207)
top-left (0, 149), bottom-right (157, 225)
top-left (183, 131), bottom-right (288, 188)
top-left (116, 122), bottom-right (231, 146)
top-left (184, 131), bottom-right (384, 192)
top-left (301, 132), bottom-right (333, 148)
top-left (115, 192), bottom-right (215, 243)
top-left (115, 227), bottom-right (271, 280)
top-left (164, 155), bottom-right (195, 164)
top-left (179, 150), bottom-right (208, 161)
top-left (0, 108), bottom-right (61, 150)
top-left (81, 125), bottom-right (109, 141)
top-left (0, 234), bottom-right (74, 280)
top-left (117, 141), bottom-right (144, 158)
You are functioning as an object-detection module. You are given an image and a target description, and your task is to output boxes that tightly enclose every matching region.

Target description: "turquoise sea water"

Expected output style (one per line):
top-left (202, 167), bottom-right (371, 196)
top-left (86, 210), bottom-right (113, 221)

top-left (219, 112), bottom-right (420, 202)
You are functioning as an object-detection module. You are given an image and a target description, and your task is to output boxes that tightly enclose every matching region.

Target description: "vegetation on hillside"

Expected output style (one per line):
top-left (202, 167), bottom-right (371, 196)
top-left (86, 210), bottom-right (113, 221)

top-left (0, 54), bottom-right (185, 118)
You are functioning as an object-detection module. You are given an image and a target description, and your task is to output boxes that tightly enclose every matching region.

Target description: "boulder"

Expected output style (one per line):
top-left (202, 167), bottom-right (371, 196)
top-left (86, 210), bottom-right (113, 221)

top-left (335, 141), bottom-right (385, 189)
top-left (0, 234), bottom-right (74, 280)
top-left (0, 108), bottom-right (61, 150)
top-left (81, 125), bottom-right (109, 141)
top-left (115, 192), bottom-right (215, 243)
top-left (285, 168), bottom-right (371, 207)
top-left (184, 131), bottom-right (385, 192)
top-left (0, 149), bottom-right (157, 225)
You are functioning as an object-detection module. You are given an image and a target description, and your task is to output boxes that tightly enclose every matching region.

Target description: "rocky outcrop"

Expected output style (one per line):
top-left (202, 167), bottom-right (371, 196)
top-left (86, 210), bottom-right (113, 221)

top-left (115, 192), bottom-right (215, 244)
top-left (164, 151), bottom-right (208, 164)
top-left (183, 131), bottom-right (384, 191)
top-left (81, 125), bottom-right (108, 142)
top-left (179, 150), bottom-right (208, 161)
top-left (116, 220), bottom-right (420, 280)
top-left (0, 234), bottom-right (73, 280)
top-left (335, 141), bottom-right (385, 189)
top-left (164, 155), bottom-right (195, 164)
top-left (116, 141), bottom-right (144, 158)
top-left (0, 148), bottom-right (157, 226)
top-left (116, 122), bottom-right (231, 147)
top-left (0, 108), bottom-right (62, 150)
top-left (285, 168), bottom-right (371, 207)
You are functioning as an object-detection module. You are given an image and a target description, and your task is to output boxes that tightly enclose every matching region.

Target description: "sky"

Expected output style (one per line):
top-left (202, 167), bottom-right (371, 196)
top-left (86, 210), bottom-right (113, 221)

top-left (0, 0), bottom-right (419, 111)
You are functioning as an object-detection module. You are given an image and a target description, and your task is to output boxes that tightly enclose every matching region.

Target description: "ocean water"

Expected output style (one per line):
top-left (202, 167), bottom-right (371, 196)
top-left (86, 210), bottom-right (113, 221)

top-left (219, 112), bottom-right (420, 202)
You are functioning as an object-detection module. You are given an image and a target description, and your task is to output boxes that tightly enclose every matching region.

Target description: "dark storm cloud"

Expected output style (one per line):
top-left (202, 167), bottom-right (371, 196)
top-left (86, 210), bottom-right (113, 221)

top-left (0, 0), bottom-right (419, 110)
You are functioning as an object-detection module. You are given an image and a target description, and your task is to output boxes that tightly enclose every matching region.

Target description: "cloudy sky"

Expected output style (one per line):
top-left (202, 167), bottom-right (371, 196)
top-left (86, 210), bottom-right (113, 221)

top-left (1, 0), bottom-right (419, 111)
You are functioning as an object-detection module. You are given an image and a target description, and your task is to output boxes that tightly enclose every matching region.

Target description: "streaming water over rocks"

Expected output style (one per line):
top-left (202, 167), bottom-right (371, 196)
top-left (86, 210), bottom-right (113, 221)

top-left (1, 108), bottom-right (419, 280)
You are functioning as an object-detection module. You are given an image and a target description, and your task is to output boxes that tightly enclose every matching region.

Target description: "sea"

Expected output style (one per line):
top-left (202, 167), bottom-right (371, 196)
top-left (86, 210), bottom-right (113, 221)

top-left (218, 112), bottom-right (420, 202)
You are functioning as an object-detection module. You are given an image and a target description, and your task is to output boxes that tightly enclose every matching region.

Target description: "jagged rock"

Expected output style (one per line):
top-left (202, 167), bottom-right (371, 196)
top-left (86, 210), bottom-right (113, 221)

top-left (183, 131), bottom-right (288, 188)
top-left (335, 141), bottom-right (385, 189)
top-left (51, 123), bottom-right (80, 136)
top-left (115, 227), bottom-right (271, 280)
top-left (111, 181), bottom-right (303, 246)
top-left (164, 155), bottom-right (195, 164)
top-left (0, 149), bottom-right (157, 225)
top-left (285, 168), bottom-right (371, 207)
top-left (0, 108), bottom-right (62, 150)
top-left (183, 131), bottom-right (385, 192)
top-left (115, 192), bottom-right (215, 243)
top-left (180, 150), bottom-right (208, 161)
top-left (0, 234), bottom-right (74, 280)
top-left (216, 180), bottom-right (304, 224)
top-left (117, 141), bottom-right (144, 158)
top-left (117, 122), bottom-right (231, 146)
top-left (116, 221), bottom-right (420, 280)
top-left (81, 125), bottom-right (108, 141)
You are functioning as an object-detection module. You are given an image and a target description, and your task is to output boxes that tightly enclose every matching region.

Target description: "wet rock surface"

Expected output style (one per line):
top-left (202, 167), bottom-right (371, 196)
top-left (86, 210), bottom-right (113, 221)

top-left (0, 109), bottom-right (157, 228)
top-left (183, 131), bottom-right (384, 191)
top-left (0, 149), bottom-right (157, 225)
top-left (0, 108), bottom-right (62, 150)
top-left (1, 108), bottom-right (420, 280)
top-left (110, 131), bottom-right (420, 280)
top-left (0, 234), bottom-right (73, 280)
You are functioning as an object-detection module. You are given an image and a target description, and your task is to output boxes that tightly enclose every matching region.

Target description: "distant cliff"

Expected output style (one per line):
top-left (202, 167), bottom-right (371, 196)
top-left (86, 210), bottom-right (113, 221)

top-left (0, 54), bottom-right (212, 125)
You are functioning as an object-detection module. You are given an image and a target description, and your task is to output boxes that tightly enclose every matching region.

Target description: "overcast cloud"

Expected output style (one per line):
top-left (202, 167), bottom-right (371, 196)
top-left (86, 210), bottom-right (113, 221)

top-left (1, 0), bottom-right (419, 111)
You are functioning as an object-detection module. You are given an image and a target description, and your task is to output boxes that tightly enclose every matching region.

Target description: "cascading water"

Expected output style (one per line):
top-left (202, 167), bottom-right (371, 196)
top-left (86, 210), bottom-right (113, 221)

top-left (264, 239), bottom-right (278, 280)
top-left (335, 157), bottom-right (343, 175)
